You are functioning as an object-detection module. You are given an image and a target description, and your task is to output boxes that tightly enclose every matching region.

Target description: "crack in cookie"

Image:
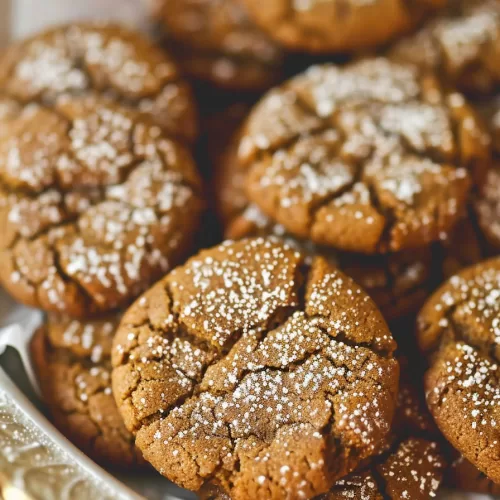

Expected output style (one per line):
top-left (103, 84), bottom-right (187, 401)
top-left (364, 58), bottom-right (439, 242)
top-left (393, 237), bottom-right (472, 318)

top-left (0, 96), bottom-right (204, 316)
top-left (112, 238), bottom-right (399, 499)
top-left (236, 58), bottom-right (491, 254)
top-left (0, 23), bottom-right (198, 142)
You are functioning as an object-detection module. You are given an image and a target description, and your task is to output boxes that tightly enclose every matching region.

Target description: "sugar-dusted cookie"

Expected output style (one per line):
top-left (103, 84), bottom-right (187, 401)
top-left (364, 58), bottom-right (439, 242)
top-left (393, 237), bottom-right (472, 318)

top-left (31, 313), bottom-right (144, 468)
top-left (112, 238), bottom-right (399, 499)
top-left (151, 0), bottom-right (283, 91)
top-left (0, 23), bottom-right (198, 142)
top-left (0, 96), bottom-right (203, 316)
top-left (418, 257), bottom-right (500, 485)
top-left (241, 0), bottom-right (444, 54)
top-left (236, 58), bottom-right (491, 254)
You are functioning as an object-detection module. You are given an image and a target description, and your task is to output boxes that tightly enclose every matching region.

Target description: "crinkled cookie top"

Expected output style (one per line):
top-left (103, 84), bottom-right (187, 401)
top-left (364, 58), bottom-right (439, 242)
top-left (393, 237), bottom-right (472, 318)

top-left (112, 237), bottom-right (398, 499)
top-left (0, 96), bottom-right (203, 316)
top-left (0, 23), bottom-right (198, 142)
top-left (237, 58), bottom-right (490, 254)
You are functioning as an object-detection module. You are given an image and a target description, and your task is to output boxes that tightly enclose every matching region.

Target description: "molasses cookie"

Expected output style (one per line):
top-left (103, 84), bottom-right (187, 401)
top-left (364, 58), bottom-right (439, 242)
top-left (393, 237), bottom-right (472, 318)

top-left (151, 0), bottom-right (283, 91)
top-left (417, 257), bottom-right (500, 485)
top-left (112, 238), bottom-right (399, 499)
top-left (237, 58), bottom-right (491, 254)
top-left (31, 313), bottom-right (143, 468)
top-left (241, 0), bottom-right (444, 54)
top-left (0, 96), bottom-right (203, 317)
top-left (0, 23), bottom-right (198, 143)
top-left (389, 0), bottom-right (500, 95)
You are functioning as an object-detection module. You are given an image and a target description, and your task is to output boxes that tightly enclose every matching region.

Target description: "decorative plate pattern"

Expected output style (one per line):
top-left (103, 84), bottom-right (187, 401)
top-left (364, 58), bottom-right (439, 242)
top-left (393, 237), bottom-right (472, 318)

top-left (0, 369), bottom-right (139, 500)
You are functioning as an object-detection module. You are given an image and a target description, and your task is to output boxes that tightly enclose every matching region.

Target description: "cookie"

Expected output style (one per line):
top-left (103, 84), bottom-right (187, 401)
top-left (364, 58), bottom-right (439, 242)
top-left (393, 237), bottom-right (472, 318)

top-left (112, 238), bottom-right (399, 499)
top-left (389, 0), bottom-right (500, 95)
top-left (474, 95), bottom-right (500, 253)
top-left (30, 313), bottom-right (143, 468)
top-left (241, 0), bottom-right (444, 54)
top-left (0, 23), bottom-right (198, 143)
top-left (151, 0), bottom-right (283, 91)
top-left (417, 257), bottom-right (500, 485)
top-left (0, 96), bottom-right (203, 317)
top-left (236, 57), bottom-right (491, 254)
top-left (216, 127), bottom-right (487, 322)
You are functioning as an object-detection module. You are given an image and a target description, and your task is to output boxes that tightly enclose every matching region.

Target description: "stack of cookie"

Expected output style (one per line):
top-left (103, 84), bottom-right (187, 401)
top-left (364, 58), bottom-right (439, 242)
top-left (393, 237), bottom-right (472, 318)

top-left (0, 24), bottom-right (204, 467)
top-left (0, 0), bottom-right (500, 498)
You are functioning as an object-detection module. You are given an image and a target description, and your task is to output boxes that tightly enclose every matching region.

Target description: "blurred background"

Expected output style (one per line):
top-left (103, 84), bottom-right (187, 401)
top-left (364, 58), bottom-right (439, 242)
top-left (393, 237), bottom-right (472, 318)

top-left (0, 0), bottom-right (149, 46)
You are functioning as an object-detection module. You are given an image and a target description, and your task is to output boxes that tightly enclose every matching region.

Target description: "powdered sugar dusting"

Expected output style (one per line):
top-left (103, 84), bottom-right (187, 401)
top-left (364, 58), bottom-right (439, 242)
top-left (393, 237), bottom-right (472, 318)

top-left (238, 57), bottom-right (489, 253)
top-left (112, 238), bottom-right (398, 497)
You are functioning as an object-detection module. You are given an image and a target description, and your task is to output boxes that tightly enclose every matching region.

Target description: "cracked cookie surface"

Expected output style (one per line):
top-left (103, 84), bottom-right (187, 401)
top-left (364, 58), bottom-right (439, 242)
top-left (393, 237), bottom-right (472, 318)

top-left (200, 358), bottom-right (447, 499)
top-left (0, 23), bottom-right (198, 143)
top-left (216, 125), bottom-right (485, 322)
top-left (0, 96), bottom-right (203, 316)
top-left (389, 0), bottom-right (500, 95)
top-left (151, 0), bottom-right (283, 91)
top-left (111, 238), bottom-right (399, 499)
top-left (236, 58), bottom-right (491, 254)
top-left (31, 313), bottom-right (144, 468)
top-left (417, 257), bottom-right (500, 484)
top-left (241, 0), bottom-right (444, 54)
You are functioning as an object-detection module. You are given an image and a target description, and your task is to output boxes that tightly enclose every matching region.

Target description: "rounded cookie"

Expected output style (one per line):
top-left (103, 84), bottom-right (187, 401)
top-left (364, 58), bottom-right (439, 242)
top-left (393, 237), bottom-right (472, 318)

top-left (112, 238), bottom-right (399, 499)
top-left (0, 96), bottom-right (203, 317)
top-left (31, 313), bottom-right (144, 468)
top-left (389, 0), bottom-right (500, 95)
top-left (474, 94), bottom-right (500, 253)
top-left (237, 57), bottom-right (491, 254)
top-left (417, 257), bottom-right (500, 485)
top-left (241, 0), bottom-right (445, 54)
top-left (151, 0), bottom-right (283, 91)
top-left (0, 23), bottom-right (198, 143)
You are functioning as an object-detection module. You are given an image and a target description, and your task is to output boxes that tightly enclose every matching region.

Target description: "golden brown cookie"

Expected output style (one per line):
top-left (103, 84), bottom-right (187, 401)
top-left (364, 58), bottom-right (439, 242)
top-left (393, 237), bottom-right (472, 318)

top-left (241, 0), bottom-right (445, 54)
top-left (236, 58), bottom-right (491, 254)
top-left (417, 257), bottom-right (500, 485)
top-left (389, 0), bottom-right (500, 95)
top-left (0, 23), bottom-right (198, 143)
top-left (112, 238), bottom-right (399, 499)
top-left (216, 127), bottom-right (487, 322)
top-left (0, 96), bottom-right (203, 317)
top-left (31, 314), bottom-right (144, 468)
top-left (150, 0), bottom-right (284, 91)
top-left (474, 94), bottom-right (500, 253)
